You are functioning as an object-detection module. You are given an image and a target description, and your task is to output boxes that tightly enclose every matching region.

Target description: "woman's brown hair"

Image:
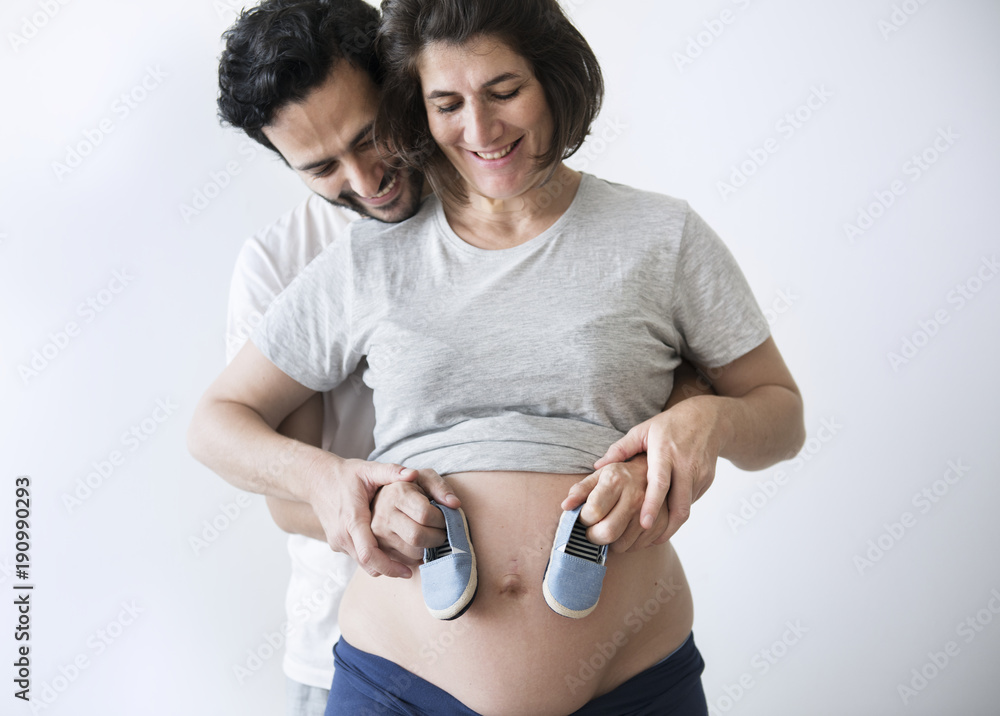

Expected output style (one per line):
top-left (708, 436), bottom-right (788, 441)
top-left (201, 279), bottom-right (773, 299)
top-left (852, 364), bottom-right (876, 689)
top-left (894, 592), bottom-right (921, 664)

top-left (375, 0), bottom-right (604, 202)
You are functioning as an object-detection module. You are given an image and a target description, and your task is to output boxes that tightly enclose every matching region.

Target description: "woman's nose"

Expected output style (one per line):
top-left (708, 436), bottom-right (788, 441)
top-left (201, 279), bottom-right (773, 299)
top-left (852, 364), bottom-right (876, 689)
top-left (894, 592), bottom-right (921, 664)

top-left (465, 103), bottom-right (501, 149)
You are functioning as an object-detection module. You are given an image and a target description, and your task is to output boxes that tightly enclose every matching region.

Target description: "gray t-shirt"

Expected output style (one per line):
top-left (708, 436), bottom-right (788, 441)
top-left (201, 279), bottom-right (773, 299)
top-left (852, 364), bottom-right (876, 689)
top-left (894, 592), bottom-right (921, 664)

top-left (252, 174), bottom-right (770, 474)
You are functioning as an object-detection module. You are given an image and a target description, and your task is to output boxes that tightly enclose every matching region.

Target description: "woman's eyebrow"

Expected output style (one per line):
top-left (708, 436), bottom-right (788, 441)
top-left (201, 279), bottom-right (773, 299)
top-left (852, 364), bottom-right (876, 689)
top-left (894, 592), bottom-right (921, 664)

top-left (425, 72), bottom-right (522, 99)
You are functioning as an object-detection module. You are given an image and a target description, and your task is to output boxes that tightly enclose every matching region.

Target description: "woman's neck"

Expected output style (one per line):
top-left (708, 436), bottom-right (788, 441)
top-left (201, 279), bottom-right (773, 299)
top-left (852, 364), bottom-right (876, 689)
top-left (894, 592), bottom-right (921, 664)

top-left (442, 164), bottom-right (582, 251)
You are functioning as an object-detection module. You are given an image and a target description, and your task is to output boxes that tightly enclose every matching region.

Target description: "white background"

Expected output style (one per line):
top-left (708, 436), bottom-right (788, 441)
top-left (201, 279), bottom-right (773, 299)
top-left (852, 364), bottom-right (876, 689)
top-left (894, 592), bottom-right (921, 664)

top-left (2, 0), bottom-right (998, 714)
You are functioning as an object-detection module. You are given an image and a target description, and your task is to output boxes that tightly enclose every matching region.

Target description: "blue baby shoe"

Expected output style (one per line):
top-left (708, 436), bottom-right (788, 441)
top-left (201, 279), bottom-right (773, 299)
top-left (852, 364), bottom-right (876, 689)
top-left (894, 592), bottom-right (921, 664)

top-left (542, 505), bottom-right (608, 618)
top-left (419, 501), bottom-right (478, 620)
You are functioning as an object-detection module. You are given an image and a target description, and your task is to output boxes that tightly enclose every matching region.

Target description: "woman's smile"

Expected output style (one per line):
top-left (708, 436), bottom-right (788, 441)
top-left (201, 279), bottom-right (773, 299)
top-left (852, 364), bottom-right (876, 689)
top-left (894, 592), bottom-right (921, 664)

top-left (419, 37), bottom-right (555, 203)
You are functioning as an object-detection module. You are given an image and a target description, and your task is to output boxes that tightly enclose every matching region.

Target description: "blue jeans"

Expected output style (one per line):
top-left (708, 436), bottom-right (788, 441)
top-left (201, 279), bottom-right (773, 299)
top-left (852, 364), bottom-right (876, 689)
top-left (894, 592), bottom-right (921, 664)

top-left (287, 678), bottom-right (330, 716)
top-left (326, 632), bottom-right (708, 715)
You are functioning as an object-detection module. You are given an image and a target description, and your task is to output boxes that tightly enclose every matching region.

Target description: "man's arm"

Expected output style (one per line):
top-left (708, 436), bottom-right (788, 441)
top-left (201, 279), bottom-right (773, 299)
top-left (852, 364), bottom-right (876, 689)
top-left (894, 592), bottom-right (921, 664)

top-left (266, 392), bottom-right (327, 542)
top-left (188, 341), bottom-right (462, 577)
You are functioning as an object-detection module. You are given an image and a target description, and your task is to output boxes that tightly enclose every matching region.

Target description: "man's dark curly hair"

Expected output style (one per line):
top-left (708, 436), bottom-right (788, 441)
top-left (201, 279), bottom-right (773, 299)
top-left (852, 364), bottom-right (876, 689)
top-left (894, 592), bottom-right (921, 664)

top-left (217, 0), bottom-right (382, 154)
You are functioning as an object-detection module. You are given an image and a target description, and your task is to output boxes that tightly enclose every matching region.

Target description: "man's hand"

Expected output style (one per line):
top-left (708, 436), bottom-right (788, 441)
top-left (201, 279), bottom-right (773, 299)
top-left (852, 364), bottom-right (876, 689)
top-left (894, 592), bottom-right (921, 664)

top-left (371, 470), bottom-right (458, 576)
top-left (561, 454), bottom-right (672, 552)
top-left (594, 396), bottom-right (723, 544)
top-left (304, 456), bottom-right (457, 579)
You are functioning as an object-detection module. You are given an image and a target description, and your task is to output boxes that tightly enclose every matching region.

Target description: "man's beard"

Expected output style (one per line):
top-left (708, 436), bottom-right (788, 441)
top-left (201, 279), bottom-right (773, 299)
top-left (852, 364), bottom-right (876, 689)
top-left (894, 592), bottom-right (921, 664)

top-left (322, 168), bottom-right (424, 224)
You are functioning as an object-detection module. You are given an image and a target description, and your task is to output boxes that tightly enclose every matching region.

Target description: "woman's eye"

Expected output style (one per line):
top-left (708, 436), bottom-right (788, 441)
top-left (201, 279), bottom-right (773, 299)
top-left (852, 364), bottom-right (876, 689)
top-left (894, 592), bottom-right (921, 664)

top-left (494, 88), bottom-right (521, 101)
top-left (436, 103), bottom-right (461, 114)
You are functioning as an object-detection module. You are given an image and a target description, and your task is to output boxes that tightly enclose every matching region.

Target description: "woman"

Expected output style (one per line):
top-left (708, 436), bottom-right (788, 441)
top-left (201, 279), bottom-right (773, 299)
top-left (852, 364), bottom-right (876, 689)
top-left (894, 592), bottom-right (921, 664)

top-left (190, 0), bottom-right (804, 713)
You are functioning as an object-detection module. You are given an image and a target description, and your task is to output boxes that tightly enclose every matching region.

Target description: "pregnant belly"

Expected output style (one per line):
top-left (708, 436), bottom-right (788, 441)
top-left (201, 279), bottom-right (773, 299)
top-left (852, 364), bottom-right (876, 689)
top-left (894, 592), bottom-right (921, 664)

top-left (339, 471), bottom-right (695, 716)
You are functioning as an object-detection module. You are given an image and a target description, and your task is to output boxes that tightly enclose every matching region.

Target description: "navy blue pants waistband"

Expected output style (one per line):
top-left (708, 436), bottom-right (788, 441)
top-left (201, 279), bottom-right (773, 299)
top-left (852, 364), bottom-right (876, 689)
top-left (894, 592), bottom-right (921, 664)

top-left (327, 633), bottom-right (707, 715)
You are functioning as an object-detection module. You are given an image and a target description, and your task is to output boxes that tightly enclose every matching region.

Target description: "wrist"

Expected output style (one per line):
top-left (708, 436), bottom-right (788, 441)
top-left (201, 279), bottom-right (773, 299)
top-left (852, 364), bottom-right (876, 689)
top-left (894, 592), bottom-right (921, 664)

top-left (299, 447), bottom-right (346, 503)
top-left (701, 394), bottom-right (737, 457)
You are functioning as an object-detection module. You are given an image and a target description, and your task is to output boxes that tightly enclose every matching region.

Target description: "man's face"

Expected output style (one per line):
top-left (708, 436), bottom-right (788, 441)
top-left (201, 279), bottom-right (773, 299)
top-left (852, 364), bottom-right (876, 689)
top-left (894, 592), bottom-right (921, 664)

top-left (262, 62), bottom-right (423, 223)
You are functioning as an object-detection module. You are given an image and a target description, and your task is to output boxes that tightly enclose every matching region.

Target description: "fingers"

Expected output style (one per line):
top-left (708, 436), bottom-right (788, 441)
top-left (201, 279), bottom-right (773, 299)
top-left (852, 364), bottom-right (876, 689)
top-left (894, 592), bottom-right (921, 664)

top-left (413, 469), bottom-right (460, 509)
top-left (628, 500), bottom-right (671, 551)
top-left (581, 464), bottom-right (644, 546)
top-left (345, 519), bottom-right (411, 579)
top-left (594, 422), bottom-right (649, 469)
top-left (639, 448), bottom-right (673, 530)
top-left (579, 473), bottom-right (623, 529)
top-left (611, 514), bottom-right (647, 553)
top-left (371, 481), bottom-right (447, 564)
top-left (662, 473), bottom-right (693, 542)
top-left (561, 473), bottom-right (599, 511)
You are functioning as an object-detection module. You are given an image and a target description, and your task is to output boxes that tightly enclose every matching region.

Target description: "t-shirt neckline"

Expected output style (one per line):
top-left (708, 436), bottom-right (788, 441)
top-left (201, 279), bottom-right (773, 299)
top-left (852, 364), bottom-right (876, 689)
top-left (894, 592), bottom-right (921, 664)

top-left (433, 173), bottom-right (593, 256)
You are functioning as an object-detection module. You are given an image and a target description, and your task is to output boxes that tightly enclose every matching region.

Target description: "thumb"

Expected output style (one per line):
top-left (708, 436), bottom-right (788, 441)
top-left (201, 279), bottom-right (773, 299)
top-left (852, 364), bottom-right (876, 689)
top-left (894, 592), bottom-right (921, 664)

top-left (364, 462), bottom-right (418, 491)
top-left (594, 423), bottom-right (649, 469)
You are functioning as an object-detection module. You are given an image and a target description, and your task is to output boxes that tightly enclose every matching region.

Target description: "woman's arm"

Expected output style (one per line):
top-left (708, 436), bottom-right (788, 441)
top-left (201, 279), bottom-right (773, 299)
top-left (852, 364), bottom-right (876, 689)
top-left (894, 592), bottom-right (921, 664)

top-left (187, 341), bottom-right (458, 577)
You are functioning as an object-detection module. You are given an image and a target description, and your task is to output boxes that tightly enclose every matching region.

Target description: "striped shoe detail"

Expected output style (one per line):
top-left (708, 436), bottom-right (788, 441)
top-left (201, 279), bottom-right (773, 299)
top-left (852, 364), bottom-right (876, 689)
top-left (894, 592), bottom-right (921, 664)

top-left (426, 541), bottom-right (453, 561)
top-left (565, 519), bottom-right (603, 563)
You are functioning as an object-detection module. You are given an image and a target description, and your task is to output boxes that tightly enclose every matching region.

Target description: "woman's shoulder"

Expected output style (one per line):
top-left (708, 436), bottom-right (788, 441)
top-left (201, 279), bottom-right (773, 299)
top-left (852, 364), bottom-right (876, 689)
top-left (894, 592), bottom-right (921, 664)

top-left (581, 173), bottom-right (687, 208)
top-left (576, 174), bottom-right (693, 238)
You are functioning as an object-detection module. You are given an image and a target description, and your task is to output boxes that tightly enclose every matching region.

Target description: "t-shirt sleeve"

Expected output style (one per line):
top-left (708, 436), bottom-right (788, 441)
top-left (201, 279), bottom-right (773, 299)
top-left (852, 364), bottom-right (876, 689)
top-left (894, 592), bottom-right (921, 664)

top-left (249, 238), bottom-right (360, 393)
top-left (226, 238), bottom-right (285, 365)
top-left (671, 205), bottom-right (771, 368)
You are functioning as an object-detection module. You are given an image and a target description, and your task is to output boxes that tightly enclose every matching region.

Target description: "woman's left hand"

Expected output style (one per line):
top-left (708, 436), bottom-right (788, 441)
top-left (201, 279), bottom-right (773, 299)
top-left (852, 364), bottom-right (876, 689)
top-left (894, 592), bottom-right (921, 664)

top-left (562, 454), bottom-right (668, 552)
top-left (592, 395), bottom-right (725, 544)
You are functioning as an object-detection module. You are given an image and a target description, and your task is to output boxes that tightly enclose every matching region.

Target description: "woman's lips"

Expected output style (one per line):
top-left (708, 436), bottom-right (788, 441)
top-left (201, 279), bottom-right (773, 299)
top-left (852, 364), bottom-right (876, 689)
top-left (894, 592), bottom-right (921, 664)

top-left (466, 137), bottom-right (523, 167)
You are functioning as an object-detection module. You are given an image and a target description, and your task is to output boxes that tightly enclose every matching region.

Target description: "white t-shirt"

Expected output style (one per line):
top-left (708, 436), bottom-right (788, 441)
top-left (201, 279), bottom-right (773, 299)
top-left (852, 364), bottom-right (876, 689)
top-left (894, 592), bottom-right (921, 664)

top-left (226, 194), bottom-right (375, 689)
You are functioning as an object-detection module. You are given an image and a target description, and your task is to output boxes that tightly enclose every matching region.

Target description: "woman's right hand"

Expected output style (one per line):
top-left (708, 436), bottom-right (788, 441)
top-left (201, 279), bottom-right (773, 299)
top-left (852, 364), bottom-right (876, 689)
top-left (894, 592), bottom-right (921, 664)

top-left (370, 471), bottom-right (459, 576)
top-left (305, 455), bottom-right (459, 578)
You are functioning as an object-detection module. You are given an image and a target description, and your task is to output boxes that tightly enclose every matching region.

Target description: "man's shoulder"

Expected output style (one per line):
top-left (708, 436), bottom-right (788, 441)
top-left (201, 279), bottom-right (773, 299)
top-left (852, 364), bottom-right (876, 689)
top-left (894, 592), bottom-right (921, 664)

top-left (248, 195), bottom-right (356, 259)
top-left (233, 195), bottom-right (358, 285)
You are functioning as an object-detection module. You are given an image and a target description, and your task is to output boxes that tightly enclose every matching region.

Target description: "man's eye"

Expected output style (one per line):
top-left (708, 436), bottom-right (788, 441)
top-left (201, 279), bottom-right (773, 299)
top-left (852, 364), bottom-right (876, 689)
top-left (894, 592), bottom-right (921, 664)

top-left (312, 164), bottom-right (336, 178)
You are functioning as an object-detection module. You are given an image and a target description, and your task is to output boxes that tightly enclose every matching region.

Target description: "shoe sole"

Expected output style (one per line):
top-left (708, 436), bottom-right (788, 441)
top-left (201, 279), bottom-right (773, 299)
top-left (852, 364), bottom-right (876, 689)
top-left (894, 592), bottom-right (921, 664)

top-left (426, 506), bottom-right (478, 621)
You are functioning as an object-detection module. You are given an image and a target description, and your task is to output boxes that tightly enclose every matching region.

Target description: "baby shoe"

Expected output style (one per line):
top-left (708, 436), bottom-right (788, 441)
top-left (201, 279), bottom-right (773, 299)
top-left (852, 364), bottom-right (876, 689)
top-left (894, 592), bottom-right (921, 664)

top-left (419, 501), bottom-right (478, 620)
top-left (542, 504), bottom-right (608, 618)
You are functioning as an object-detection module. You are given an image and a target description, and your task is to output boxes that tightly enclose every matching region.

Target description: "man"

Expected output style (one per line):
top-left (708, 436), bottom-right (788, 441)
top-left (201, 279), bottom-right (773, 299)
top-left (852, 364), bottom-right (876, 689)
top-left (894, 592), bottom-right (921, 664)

top-left (210, 1), bottom-right (712, 713)
top-left (217, 2), bottom-right (435, 712)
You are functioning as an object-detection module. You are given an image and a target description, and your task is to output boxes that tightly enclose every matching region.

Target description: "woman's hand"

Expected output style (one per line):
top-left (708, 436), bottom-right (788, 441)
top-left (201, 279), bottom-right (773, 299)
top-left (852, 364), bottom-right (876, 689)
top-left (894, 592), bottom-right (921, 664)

top-left (304, 456), bottom-right (458, 579)
top-left (593, 395), bottom-right (724, 544)
top-left (370, 470), bottom-right (458, 577)
top-left (562, 455), bottom-right (668, 552)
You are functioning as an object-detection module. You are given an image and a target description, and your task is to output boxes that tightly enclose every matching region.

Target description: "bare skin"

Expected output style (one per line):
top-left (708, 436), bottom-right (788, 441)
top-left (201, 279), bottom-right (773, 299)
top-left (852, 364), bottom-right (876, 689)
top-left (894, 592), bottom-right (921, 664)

top-left (188, 34), bottom-right (804, 714)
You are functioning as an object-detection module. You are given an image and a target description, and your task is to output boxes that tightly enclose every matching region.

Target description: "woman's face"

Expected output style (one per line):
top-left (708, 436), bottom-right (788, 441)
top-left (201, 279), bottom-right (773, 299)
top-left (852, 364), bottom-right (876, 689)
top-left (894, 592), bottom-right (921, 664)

top-left (417, 36), bottom-right (554, 202)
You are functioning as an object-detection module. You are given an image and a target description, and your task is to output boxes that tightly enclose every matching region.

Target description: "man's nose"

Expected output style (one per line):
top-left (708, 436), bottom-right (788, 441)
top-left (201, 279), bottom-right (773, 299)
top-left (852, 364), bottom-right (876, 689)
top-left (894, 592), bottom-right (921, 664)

top-left (343, 157), bottom-right (384, 199)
